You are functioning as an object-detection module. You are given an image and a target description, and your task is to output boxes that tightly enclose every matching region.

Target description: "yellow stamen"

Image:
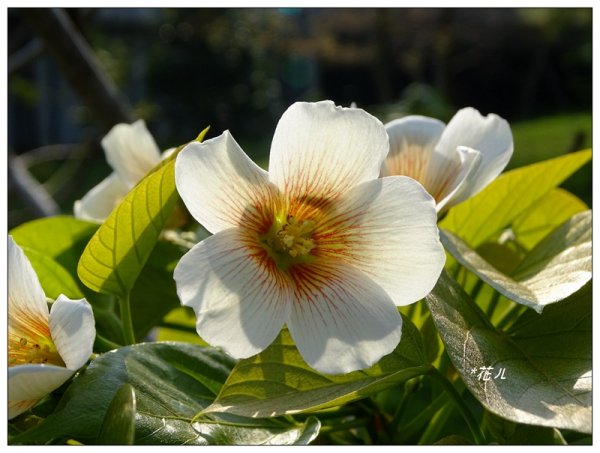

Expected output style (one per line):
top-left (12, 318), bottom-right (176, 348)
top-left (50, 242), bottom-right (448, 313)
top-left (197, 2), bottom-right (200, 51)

top-left (276, 216), bottom-right (316, 258)
top-left (8, 310), bottom-right (64, 367)
top-left (8, 334), bottom-right (64, 366)
top-left (260, 215), bottom-right (317, 269)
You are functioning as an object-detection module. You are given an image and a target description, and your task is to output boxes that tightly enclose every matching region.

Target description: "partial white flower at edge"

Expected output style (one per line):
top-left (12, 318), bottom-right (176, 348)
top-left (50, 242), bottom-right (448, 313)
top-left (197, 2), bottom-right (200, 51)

top-left (8, 236), bottom-right (96, 420)
top-left (173, 100), bottom-right (446, 375)
top-left (74, 119), bottom-right (173, 222)
top-left (381, 107), bottom-right (514, 214)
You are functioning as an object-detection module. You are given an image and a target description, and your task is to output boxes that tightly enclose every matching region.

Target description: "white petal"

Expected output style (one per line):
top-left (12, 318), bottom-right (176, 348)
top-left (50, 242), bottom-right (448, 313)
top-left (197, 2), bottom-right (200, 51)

top-left (382, 115), bottom-right (445, 177)
top-left (49, 295), bottom-right (96, 370)
top-left (8, 236), bottom-right (49, 322)
top-left (8, 398), bottom-right (39, 420)
top-left (269, 101), bottom-right (389, 206)
top-left (103, 119), bottom-right (162, 187)
top-left (73, 173), bottom-right (129, 222)
top-left (435, 107), bottom-right (513, 203)
top-left (287, 261), bottom-right (402, 374)
top-left (175, 131), bottom-right (277, 234)
top-left (317, 176), bottom-right (445, 305)
top-left (434, 146), bottom-right (481, 213)
top-left (8, 364), bottom-right (74, 402)
top-left (174, 228), bottom-right (292, 359)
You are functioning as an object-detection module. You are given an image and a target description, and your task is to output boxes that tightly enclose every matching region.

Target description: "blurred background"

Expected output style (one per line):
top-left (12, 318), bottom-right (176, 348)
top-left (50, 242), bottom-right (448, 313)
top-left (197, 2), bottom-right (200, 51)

top-left (7, 8), bottom-right (592, 229)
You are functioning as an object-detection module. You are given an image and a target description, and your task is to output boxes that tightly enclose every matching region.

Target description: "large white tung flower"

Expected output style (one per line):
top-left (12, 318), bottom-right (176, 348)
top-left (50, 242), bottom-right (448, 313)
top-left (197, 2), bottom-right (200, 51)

top-left (173, 101), bottom-right (445, 374)
top-left (8, 236), bottom-right (96, 420)
top-left (74, 119), bottom-right (168, 222)
top-left (381, 107), bottom-right (513, 213)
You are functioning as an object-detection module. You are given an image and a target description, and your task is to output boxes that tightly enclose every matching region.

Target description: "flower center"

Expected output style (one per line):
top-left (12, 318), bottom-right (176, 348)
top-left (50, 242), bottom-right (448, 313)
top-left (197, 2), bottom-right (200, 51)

top-left (260, 214), bottom-right (316, 269)
top-left (8, 334), bottom-right (64, 367)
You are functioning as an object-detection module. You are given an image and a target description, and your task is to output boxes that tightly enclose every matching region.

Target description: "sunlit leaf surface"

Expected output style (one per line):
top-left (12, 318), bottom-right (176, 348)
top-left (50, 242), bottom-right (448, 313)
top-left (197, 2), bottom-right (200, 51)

top-left (204, 317), bottom-right (429, 418)
top-left (441, 211), bottom-right (591, 313)
top-left (427, 272), bottom-right (591, 433)
top-left (511, 188), bottom-right (588, 251)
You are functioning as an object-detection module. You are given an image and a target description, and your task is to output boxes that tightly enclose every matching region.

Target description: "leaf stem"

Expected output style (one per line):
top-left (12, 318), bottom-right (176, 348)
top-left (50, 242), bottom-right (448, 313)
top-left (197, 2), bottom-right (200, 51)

top-left (427, 368), bottom-right (486, 445)
top-left (470, 278), bottom-right (485, 300)
top-left (158, 321), bottom-right (197, 333)
top-left (389, 378), bottom-right (419, 434)
top-left (119, 293), bottom-right (136, 345)
top-left (318, 417), bottom-right (370, 434)
top-left (417, 400), bottom-right (453, 445)
top-left (395, 390), bottom-right (447, 442)
top-left (496, 302), bottom-right (527, 331)
top-left (485, 290), bottom-right (501, 319)
top-left (94, 333), bottom-right (123, 352)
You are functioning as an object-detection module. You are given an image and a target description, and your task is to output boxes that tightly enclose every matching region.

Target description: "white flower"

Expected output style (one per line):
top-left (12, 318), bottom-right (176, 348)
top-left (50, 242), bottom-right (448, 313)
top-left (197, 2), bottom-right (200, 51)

top-left (8, 236), bottom-right (96, 420)
top-left (74, 119), bottom-right (171, 222)
top-left (173, 101), bottom-right (445, 374)
top-left (381, 107), bottom-right (513, 213)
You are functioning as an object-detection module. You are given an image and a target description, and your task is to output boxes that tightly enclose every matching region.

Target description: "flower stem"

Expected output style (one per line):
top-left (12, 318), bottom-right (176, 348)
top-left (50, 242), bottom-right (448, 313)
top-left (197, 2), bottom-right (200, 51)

top-left (119, 293), bottom-right (136, 345)
top-left (427, 368), bottom-right (486, 445)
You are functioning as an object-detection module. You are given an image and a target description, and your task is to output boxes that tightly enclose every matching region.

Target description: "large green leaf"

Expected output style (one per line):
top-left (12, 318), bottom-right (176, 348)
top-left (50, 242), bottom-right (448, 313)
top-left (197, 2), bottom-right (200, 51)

top-left (511, 188), bottom-right (588, 251)
top-left (426, 272), bottom-right (591, 433)
top-left (10, 342), bottom-right (319, 446)
top-left (440, 210), bottom-right (591, 313)
top-left (77, 127), bottom-right (208, 297)
top-left (204, 317), bottom-right (430, 418)
top-left (10, 216), bottom-right (99, 299)
top-left (440, 149), bottom-right (591, 247)
top-left (14, 246), bottom-right (83, 300)
top-left (10, 216), bottom-right (99, 271)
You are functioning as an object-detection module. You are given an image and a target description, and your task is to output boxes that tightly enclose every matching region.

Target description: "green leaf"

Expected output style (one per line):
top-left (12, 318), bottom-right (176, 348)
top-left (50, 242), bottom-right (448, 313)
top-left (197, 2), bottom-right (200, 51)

top-left (440, 210), bottom-right (591, 313)
top-left (180, 414), bottom-right (320, 446)
top-left (16, 246), bottom-right (83, 299)
top-left (440, 149), bottom-right (591, 247)
top-left (155, 307), bottom-right (206, 345)
top-left (426, 272), bottom-right (591, 433)
top-left (204, 317), bottom-right (430, 418)
top-left (10, 342), bottom-right (318, 446)
top-left (129, 241), bottom-right (183, 339)
top-left (10, 215), bottom-right (99, 269)
top-left (10, 217), bottom-right (99, 299)
top-left (511, 188), bottom-right (588, 251)
top-left (97, 384), bottom-right (136, 445)
top-left (77, 127), bottom-right (209, 297)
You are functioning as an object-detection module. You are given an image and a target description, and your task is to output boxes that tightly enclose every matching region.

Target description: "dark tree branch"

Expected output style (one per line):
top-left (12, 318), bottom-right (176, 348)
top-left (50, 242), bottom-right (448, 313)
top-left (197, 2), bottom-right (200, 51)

top-left (8, 38), bottom-right (45, 74)
top-left (8, 150), bottom-right (60, 218)
top-left (21, 8), bottom-right (135, 131)
top-left (20, 143), bottom-right (83, 166)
